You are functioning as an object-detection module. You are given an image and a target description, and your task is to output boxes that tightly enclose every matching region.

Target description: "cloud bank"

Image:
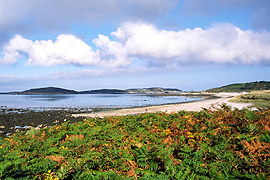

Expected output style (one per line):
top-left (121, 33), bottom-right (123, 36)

top-left (182, 0), bottom-right (270, 30)
top-left (0, 0), bottom-right (177, 45)
top-left (1, 22), bottom-right (270, 67)
top-left (0, 0), bottom-right (176, 25)
top-left (1, 0), bottom-right (270, 47)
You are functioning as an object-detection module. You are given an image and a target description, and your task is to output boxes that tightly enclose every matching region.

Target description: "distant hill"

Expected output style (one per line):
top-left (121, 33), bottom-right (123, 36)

top-left (2, 87), bottom-right (182, 95)
top-left (88, 89), bottom-right (127, 94)
top-left (206, 81), bottom-right (270, 92)
top-left (127, 87), bottom-right (182, 94)
top-left (20, 87), bottom-right (78, 95)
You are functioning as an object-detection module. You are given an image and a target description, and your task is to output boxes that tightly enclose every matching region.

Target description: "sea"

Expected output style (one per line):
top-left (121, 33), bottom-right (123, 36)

top-left (0, 94), bottom-right (202, 110)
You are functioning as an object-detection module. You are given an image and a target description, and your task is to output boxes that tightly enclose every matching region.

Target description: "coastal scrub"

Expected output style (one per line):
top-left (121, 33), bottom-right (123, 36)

top-left (0, 105), bottom-right (269, 179)
top-left (230, 90), bottom-right (270, 108)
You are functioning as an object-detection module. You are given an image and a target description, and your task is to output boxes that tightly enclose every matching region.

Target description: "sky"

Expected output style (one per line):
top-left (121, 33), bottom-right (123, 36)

top-left (0, 0), bottom-right (270, 92)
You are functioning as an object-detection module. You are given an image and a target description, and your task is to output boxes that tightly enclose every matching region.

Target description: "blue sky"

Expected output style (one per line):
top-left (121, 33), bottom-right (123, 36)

top-left (0, 0), bottom-right (270, 92)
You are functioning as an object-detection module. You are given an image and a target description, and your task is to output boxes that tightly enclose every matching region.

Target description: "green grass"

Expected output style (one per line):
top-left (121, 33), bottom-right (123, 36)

top-left (206, 81), bottom-right (270, 92)
top-left (0, 105), bottom-right (270, 179)
top-left (230, 90), bottom-right (270, 108)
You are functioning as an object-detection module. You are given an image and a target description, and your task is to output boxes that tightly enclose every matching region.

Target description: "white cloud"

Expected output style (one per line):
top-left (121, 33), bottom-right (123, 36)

top-left (1, 34), bottom-right (100, 66)
top-left (0, 35), bottom-right (32, 65)
top-left (1, 22), bottom-right (270, 67)
top-left (94, 22), bottom-right (270, 65)
top-left (93, 34), bottom-right (132, 67)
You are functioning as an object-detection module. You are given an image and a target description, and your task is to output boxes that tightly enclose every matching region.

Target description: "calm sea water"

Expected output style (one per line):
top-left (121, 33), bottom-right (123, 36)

top-left (0, 94), bottom-right (202, 109)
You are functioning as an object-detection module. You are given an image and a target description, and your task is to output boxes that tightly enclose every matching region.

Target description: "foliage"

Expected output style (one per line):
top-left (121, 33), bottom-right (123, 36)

top-left (206, 81), bottom-right (270, 92)
top-left (0, 105), bottom-right (270, 179)
top-left (230, 90), bottom-right (270, 108)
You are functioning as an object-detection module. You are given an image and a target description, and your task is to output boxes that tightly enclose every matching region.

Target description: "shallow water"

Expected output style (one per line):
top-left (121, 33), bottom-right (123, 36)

top-left (0, 94), bottom-right (202, 109)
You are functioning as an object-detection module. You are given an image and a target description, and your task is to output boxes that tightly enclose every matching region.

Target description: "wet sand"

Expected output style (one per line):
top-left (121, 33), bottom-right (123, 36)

top-left (73, 93), bottom-right (252, 118)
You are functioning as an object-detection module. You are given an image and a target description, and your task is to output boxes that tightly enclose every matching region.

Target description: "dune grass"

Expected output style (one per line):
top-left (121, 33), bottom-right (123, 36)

top-left (230, 90), bottom-right (270, 108)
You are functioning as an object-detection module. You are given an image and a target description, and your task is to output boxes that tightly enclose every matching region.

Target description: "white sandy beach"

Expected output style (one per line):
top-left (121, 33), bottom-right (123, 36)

top-left (73, 93), bottom-right (252, 118)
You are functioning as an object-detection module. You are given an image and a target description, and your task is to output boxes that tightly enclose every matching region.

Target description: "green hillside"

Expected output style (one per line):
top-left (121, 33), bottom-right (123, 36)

top-left (206, 81), bottom-right (270, 92)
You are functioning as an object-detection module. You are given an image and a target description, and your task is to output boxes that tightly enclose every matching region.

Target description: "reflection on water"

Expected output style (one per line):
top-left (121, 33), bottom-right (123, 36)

top-left (25, 95), bottom-right (74, 101)
top-left (0, 94), bottom-right (202, 108)
top-left (92, 94), bottom-right (123, 98)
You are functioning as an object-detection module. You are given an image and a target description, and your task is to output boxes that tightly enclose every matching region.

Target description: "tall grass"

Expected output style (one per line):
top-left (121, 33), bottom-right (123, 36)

top-left (230, 90), bottom-right (270, 108)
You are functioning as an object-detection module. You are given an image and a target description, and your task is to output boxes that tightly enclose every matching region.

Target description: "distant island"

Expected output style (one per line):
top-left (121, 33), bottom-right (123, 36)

top-left (206, 81), bottom-right (270, 93)
top-left (1, 81), bottom-right (269, 95)
top-left (0, 87), bottom-right (182, 95)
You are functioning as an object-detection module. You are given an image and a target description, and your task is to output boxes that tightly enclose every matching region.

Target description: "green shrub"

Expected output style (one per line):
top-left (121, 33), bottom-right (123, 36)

top-left (0, 106), bottom-right (269, 179)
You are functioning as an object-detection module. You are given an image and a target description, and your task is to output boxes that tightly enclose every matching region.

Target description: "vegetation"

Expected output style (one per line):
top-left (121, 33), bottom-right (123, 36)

top-left (230, 90), bottom-right (270, 109)
top-left (206, 81), bottom-right (270, 93)
top-left (0, 105), bottom-right (270, 179)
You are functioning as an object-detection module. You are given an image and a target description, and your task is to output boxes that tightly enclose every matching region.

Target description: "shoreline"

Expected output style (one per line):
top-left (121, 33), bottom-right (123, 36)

top-left (0, 110), bottom-right (85, 138)
top-left (73, 92), bottom-right (253, 118)
top-left (0, 92), bottom-right (252, 137)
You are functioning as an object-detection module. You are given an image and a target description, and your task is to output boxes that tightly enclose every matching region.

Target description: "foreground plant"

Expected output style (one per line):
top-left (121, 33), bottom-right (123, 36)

top-left (0, 105), bottom-right (269, 179)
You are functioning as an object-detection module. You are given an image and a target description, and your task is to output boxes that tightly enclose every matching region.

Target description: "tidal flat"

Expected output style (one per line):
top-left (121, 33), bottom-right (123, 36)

top-left (0, 107), bottom-right (112, 138)
top-left (0, 93), bottom-right (204, 137)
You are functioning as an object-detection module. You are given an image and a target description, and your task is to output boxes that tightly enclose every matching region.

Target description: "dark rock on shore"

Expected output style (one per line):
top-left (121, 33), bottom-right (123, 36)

top-left (0, 108), bottom-right (90, 138)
